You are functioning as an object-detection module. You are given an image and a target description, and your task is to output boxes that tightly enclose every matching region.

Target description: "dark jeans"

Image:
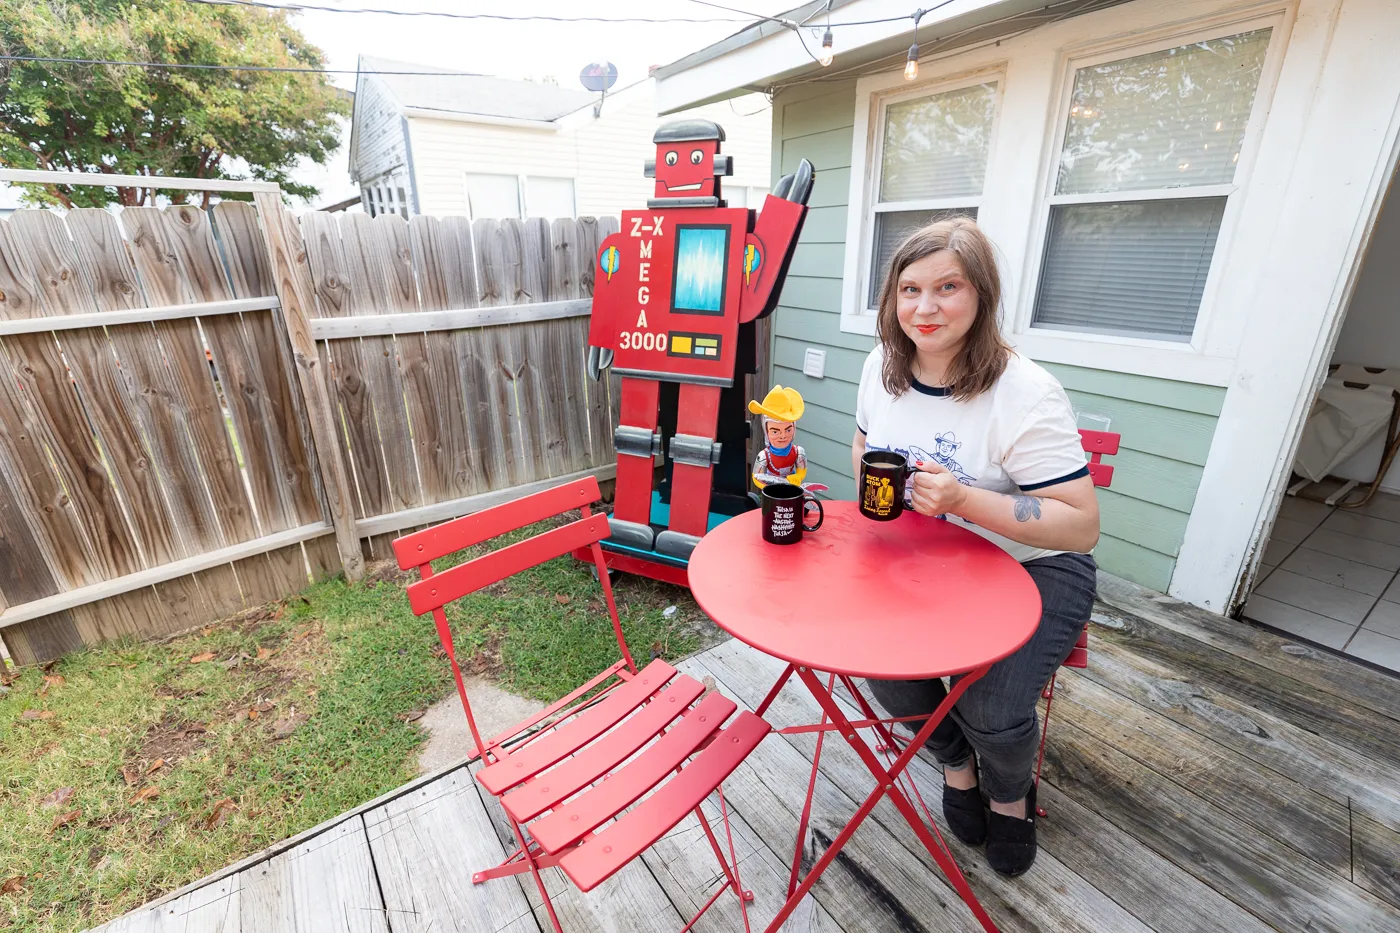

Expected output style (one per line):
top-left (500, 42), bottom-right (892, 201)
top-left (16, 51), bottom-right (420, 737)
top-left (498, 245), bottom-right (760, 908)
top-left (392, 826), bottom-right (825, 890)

top-left (866, 551), bottom-right (1097, 803)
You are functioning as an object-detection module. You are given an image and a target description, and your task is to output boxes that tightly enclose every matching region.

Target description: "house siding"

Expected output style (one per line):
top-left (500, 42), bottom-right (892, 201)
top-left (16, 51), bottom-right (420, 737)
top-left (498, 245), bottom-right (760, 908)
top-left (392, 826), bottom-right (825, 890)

top-left (767, 81), bottom-right (1225, 592)
top-left (403, 89), bottom-right (772, 219)
top-left (350, 74), bottom-right (409, 186)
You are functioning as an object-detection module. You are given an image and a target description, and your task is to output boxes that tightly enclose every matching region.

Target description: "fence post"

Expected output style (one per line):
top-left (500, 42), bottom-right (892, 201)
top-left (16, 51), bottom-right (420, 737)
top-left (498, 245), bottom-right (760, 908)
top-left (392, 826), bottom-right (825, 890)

top-left (252, 192), bottom-right (365, 582)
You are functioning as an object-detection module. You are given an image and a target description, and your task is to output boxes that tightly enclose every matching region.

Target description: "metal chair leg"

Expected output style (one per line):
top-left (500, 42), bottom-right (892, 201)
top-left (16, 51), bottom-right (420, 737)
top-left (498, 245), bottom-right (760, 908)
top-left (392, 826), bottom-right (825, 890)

top-left (1034, 672), bottom-right (1057, 818)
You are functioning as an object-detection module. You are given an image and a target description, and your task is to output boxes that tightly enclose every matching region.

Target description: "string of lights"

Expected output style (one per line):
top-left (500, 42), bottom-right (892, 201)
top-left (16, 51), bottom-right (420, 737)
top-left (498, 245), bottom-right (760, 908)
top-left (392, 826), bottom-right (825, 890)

top-left (772, 0), bottom-right (1125, 88)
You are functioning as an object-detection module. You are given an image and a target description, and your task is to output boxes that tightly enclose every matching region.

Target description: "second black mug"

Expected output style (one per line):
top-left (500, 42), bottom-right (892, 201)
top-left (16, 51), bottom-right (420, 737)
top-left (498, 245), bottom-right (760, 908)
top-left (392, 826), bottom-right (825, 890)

top-left (859, 450), bottom-right (910, 521)
top-left (761, 483), bottom-right (824, 544)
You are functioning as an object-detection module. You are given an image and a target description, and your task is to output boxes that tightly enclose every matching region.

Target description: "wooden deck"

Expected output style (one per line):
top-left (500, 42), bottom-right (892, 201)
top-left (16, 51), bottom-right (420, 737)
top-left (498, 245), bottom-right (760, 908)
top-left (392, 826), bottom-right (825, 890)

top-left (93, 574), bottom-right (1400, 933)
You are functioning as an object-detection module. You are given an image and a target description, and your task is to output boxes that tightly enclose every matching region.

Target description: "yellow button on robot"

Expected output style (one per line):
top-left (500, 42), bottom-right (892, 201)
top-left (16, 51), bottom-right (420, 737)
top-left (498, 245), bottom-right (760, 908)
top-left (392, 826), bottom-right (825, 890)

top-left (671, 335), bottom-right (693, 354)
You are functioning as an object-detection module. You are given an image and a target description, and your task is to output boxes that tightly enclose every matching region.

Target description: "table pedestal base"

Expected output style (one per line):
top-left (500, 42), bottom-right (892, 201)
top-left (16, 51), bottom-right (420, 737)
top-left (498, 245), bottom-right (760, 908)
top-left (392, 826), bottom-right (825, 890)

top-left (754, 662), bottom-right (1000, 933)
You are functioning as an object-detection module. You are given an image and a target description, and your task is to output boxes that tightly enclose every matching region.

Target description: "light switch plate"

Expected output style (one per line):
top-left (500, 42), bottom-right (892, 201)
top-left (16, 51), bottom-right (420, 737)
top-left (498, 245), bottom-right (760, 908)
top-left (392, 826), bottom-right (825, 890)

top-left (802, 347), bottom-right (826, 379)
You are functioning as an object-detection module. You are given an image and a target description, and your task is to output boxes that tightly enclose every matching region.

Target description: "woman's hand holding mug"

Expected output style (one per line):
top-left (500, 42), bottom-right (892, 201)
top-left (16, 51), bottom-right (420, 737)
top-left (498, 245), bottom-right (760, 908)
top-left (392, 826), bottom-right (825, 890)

top-left (910, 459), bottom-right (968, 518)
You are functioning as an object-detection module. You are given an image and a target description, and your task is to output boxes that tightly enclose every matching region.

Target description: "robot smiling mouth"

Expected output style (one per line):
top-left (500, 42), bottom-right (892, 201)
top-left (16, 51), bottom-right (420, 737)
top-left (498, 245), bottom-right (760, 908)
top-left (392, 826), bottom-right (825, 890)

top-left (665, 182), bottom-right (703, 191)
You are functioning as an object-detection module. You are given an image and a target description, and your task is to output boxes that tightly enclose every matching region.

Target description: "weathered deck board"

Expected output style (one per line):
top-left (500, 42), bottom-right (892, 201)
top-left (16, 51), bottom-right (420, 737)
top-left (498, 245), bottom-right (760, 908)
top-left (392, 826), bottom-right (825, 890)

top-left (641, 795), bottom-right (843, 933)
top-left (239, 816), bottom-right (388, 933)
top-left (1044, 717), bottom-right (1400, 933)
top-left (1097, 573), bottom-right (1400, 725)
top-left (364, 767), bottom-right (538, 933)
top-left (1076, 624), bottom-right (1400, 829)
top-left (82, 576), bottom-right (1400, 933)
top-left (1052, 666), bottom-right (1353, 871)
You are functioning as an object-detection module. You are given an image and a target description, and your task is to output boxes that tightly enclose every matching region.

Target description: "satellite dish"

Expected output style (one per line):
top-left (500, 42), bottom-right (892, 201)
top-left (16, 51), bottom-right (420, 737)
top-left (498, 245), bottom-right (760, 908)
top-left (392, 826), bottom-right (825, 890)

top-left (579, 62), bottom-right (619, 93)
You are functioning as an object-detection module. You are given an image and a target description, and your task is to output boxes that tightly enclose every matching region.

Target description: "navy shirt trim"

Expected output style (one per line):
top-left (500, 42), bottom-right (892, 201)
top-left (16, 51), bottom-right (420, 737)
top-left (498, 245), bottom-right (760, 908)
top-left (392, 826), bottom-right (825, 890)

top-left (1019, 465), bottom-right (1090, 492)
top-left (910, 377), bottom-right (951, 397)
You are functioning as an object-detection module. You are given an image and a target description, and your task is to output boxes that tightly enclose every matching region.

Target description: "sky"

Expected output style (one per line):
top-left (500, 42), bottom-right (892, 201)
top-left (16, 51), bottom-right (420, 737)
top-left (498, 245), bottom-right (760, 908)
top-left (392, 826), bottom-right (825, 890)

top-left (283, 0), bottom-right (800, 208)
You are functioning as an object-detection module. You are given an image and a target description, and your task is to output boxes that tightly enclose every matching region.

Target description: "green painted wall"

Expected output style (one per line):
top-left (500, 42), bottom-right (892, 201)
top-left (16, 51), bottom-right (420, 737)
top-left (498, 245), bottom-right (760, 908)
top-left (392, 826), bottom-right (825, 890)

top-left (767, 82), bottom-right (1226, 593)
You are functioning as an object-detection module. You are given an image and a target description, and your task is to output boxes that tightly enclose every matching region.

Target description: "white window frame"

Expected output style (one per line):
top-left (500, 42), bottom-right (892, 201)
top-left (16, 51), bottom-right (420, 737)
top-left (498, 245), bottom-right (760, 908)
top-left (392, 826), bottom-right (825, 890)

top-left (523, 174), bottom-right (578, 219)
top-left (1009, 12), bottom-right (1290, 381)
top-left (462, 172), bottom-right (580, 221)
top-left (841, 67), bottom-right (1006, 337)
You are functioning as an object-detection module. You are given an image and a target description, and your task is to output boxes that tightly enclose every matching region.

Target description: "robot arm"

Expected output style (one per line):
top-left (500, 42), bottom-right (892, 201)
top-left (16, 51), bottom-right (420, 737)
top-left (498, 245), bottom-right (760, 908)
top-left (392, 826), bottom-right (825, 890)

top-left (586, 231), bottom-right (628, 381)
top-left (739, 159), bottom-right (814, 324)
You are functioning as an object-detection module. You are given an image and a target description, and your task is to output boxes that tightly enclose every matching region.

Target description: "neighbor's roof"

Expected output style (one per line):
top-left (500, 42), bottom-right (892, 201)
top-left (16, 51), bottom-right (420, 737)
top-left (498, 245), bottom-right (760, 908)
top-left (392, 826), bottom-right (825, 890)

top-left (358, 56), bottom-right (596, 122)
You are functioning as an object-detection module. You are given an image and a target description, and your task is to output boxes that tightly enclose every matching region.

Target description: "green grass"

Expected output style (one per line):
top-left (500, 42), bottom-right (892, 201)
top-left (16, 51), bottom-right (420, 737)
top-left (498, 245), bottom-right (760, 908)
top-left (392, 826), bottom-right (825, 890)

top-left (0, 524), bottom-right (714, 933)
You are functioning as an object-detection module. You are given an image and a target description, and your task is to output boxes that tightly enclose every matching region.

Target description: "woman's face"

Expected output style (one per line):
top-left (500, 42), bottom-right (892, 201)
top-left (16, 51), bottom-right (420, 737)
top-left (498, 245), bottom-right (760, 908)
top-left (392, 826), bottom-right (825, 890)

top-left (894, 250), bottom-right (979, 363)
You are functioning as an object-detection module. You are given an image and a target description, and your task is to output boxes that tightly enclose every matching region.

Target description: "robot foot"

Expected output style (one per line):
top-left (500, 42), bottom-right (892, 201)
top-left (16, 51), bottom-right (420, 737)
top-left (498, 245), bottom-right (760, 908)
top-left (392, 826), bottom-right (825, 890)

top-left (654, 530), bottom-right (702, 561)
top-left (607, 517), bottom-right (655, 550)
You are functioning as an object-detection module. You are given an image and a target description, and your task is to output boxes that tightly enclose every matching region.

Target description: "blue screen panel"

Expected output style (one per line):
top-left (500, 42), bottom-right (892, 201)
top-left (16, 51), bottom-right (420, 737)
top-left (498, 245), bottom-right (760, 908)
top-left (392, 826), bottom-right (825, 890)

top-left (672, 226), bottom-right (728, 314)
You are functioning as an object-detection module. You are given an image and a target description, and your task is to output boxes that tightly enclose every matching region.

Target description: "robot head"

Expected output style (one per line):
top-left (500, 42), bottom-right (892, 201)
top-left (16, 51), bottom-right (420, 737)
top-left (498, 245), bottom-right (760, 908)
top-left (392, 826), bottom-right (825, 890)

top-left (645, 119), bottom-right (733, 202)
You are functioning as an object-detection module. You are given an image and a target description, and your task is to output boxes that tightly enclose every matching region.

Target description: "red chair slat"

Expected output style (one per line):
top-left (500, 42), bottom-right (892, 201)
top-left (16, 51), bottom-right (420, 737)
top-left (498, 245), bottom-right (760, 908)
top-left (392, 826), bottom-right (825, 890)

top-left (406, 514), bottom-right (611, 615)
top-left (1078, 429), bottom-right (1120, 456)
top-left (1065, 624), bottom-right (1089, 669)
top-left (1086, 462), bottom-right (1115, 488)
top-left (394, 476), bottom-right (602, 569)
top-left (502, 675), bottom-right (706, 824)
top-left (477, 658), bottom-right (679, 796)
top-left (531, 691), bottom-right (738, 854)
top-left (559, 710), bottom-right (772, 892)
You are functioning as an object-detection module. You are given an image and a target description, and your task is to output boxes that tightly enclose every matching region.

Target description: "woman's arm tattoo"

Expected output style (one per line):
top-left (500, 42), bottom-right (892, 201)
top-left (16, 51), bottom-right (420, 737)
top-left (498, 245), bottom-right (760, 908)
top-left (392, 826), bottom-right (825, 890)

top-left (1013, 495), bottom-right (1042, 522)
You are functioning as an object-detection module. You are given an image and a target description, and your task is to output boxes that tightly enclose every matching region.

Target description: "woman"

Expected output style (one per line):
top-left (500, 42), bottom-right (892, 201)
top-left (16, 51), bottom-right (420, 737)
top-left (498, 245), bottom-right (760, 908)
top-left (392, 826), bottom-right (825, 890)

top-left (852, 218), bottom-right (1099, 876)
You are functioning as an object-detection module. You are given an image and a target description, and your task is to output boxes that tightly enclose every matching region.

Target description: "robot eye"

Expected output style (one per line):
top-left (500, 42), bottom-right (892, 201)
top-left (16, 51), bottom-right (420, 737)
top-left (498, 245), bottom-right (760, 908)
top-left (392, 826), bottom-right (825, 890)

top-left (665, 150), bottom-right (678, 166)
top-left (690, 149), bottom-right (704, 164)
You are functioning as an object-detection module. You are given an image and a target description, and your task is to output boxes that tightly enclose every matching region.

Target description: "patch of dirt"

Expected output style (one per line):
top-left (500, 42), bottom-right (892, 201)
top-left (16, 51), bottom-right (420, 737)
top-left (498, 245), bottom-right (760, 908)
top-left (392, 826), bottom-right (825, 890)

top-left (133, 715), bottom-right (209, 770)
top-left (365, 559), bottom-right (412, 586)
top-left (463, 630), bottom-right (504, 677)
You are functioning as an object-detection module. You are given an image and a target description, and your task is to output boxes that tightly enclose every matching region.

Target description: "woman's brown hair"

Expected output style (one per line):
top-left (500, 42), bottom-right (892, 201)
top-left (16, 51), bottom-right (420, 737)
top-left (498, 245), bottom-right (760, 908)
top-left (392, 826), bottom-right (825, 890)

top-left (875, 217), bottom-right (1010, 400)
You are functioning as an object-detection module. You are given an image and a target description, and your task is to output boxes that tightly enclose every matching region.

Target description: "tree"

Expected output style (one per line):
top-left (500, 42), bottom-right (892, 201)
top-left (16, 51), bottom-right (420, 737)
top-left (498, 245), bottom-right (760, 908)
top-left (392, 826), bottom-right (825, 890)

top-left (0, 0), bottom-right (349, 207)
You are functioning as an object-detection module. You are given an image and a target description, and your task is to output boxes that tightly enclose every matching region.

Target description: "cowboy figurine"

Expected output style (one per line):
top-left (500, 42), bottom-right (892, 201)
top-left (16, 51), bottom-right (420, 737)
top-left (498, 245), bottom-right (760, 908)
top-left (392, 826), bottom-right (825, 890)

top-left (748, 385), bottom-right (809, 489)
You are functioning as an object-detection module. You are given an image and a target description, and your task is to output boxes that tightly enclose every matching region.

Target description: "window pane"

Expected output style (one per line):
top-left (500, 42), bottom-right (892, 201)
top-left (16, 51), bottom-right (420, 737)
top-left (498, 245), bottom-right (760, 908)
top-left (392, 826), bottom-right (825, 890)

top-left (868, 207), bottom-right (978, 307)
top-left (525, 176), bottom-right (576, 218)
top-left (879, 83), bottom-right (998, 202)
top-left (465, 173), bottom-right (521, 220)
top-left (1032, 198), bottom-right (1227, 340)
top-left (1056, 29), bottom-right (1271, 195)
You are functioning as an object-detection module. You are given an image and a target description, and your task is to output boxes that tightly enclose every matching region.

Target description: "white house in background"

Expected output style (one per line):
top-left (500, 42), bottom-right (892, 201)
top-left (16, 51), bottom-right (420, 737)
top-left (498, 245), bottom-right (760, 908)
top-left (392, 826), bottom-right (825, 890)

top-left (653, 0), bottom-right (1400, 631)
top-left (346, 56), bottom-right (773, 222)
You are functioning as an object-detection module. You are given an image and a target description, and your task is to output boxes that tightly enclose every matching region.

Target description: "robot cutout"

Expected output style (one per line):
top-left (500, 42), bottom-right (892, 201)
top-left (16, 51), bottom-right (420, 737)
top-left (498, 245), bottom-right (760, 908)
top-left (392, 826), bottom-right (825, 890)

top-left (586, 119), bottom-right (813, 563)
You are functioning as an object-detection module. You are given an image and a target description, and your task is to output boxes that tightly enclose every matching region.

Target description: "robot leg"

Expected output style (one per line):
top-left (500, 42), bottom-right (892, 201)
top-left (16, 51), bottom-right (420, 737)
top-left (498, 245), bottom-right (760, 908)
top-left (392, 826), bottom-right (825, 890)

top-left (656, 383), bottom-right (721, 559)
top-left (610, 377), bottom-right (661, 550)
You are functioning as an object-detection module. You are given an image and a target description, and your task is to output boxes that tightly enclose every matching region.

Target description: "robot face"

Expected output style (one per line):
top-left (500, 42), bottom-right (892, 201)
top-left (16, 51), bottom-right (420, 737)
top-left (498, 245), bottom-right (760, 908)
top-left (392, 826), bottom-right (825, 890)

top-left (653, 139), bottom-right (720, 200)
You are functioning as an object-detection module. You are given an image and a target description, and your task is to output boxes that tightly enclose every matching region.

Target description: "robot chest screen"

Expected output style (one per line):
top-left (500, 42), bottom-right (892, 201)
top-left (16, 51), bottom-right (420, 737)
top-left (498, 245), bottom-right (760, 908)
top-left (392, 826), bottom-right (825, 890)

top-left (605, 207), bottom-right (748, 385)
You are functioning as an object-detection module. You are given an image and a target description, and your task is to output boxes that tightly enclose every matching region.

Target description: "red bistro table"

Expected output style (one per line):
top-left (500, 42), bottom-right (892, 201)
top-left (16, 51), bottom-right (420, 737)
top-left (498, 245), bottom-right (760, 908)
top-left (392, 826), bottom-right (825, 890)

top-left (687, 501), bottom-right (1042, 933)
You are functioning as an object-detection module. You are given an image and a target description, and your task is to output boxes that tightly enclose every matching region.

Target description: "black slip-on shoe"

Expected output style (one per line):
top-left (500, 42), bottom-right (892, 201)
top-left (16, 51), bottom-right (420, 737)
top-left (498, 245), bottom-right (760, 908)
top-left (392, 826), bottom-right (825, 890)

top-left (942, 782), bottom-right (988, 845)
top-left (985, 785), bottom-right (1037, 876)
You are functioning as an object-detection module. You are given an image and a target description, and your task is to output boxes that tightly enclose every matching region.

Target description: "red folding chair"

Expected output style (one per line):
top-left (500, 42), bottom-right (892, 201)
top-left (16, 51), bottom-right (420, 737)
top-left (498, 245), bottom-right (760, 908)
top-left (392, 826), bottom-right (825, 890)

top-left (394, 476), bottom-right (770, 932)
top-left (1031, 428), bottom-right (1119, 816)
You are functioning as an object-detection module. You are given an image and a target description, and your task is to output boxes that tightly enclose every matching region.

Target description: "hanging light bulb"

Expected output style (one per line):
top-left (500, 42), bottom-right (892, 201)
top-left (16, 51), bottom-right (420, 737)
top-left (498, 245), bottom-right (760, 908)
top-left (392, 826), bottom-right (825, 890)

top-left (904, 8), bottom-right (924, 81)
top-left (819, 28), bottom-right (834, 67)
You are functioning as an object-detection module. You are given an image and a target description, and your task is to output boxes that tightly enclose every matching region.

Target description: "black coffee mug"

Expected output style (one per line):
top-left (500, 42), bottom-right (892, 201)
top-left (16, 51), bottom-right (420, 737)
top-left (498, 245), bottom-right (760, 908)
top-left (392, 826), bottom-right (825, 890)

top-left (859, 450), bottom-right (910, 521)
top-left (761, 483), bottom-right (824, 544)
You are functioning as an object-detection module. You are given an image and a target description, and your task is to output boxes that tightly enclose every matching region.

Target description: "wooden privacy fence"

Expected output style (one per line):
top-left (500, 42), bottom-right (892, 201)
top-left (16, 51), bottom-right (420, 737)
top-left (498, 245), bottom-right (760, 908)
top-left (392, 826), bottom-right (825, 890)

top-left (295, 210), bottom-right (620, 558)
top-left (0, 169), bottom-right (620, 665)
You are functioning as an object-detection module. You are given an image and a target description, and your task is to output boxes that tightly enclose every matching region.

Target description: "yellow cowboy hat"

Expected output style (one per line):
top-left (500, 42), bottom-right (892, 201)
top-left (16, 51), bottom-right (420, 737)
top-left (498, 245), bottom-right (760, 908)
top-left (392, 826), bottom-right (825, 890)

top-left (748, 385), bottom-right (804, 423)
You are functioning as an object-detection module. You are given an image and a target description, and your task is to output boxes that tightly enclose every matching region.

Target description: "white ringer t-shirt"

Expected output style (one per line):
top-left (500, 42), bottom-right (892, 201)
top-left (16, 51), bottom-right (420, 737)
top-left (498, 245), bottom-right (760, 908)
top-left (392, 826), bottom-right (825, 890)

top-left (855, 347), bottom-right (1090, 564)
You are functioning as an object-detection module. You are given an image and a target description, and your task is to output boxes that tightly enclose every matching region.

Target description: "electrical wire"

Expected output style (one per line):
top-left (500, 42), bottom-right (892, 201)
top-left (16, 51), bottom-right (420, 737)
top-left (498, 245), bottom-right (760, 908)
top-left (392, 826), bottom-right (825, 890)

top-left (0, 54), bottom-right (484, 74)
top-left (681, 0), bottom-right (795, 27)
top-left (185, 0), bottom-right (751, 24)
